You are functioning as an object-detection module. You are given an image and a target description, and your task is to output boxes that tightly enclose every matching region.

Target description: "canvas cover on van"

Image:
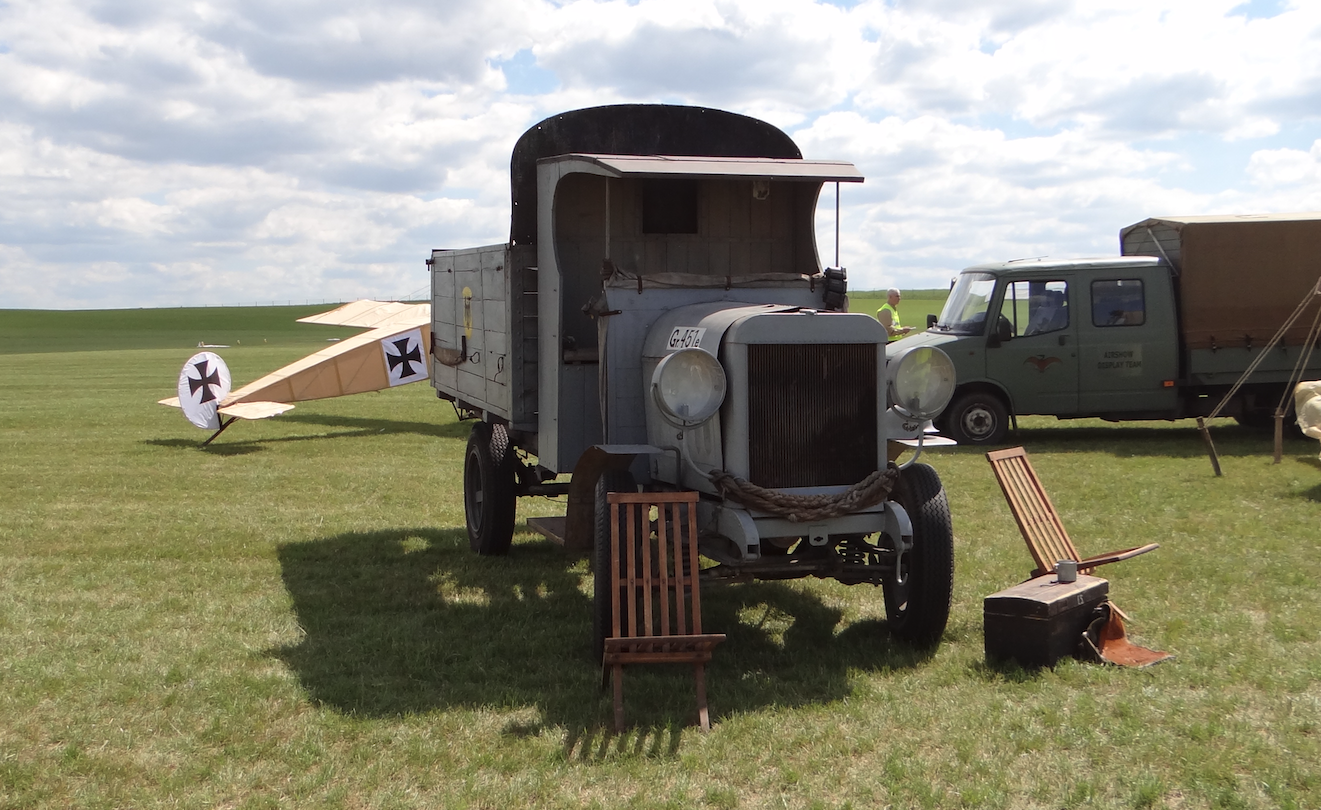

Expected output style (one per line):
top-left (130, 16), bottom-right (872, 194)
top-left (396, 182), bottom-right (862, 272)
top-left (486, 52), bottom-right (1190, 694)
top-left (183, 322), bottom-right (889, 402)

top-left (1121, 213), bottom-right (1321, 350)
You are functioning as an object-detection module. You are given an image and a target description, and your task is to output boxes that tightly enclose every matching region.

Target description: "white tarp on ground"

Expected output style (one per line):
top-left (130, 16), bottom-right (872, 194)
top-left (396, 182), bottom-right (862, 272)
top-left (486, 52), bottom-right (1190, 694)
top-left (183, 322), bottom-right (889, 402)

top-left (1295, 381), bottom-right (1321, 457)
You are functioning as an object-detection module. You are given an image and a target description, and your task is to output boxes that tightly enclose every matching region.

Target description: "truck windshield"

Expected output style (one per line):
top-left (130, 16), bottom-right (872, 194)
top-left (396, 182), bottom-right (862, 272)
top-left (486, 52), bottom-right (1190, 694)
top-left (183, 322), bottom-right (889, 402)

top-left (933, 273), bottom-right (996, 335)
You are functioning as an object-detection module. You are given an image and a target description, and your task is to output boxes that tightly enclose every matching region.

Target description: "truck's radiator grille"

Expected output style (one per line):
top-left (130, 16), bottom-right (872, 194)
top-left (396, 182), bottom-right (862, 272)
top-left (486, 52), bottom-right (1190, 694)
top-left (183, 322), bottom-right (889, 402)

top-left (746, 343), bottom-right (878, 489)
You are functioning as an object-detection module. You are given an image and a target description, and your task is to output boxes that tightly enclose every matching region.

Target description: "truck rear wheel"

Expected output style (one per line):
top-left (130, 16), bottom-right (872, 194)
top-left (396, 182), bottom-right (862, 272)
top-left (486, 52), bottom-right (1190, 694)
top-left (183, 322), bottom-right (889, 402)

top-left (463, 422), bottom-right (517, 556)
top-left (882, 463), bottom-right (954, 648)
top-left (944, 391), bottom-right (1009, 445)
top-left (591, 470), bottom-right (637, 663)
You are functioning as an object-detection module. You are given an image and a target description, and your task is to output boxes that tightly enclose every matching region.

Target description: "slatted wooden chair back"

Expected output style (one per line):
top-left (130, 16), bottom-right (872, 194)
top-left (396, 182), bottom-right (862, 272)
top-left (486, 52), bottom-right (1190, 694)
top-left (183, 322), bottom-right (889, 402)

top-left (986, 446), bottom-right (1159, 577)
top-left (603, 490), bottom-right (725, 732)
top-left (986, 446), bottom-right (1080, 576)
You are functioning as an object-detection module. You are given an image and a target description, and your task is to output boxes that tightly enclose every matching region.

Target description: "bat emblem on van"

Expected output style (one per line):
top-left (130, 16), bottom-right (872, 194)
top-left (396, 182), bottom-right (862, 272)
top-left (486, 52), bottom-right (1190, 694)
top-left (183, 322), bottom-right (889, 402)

top-left (1025, 355), bottom-right (1063, 373)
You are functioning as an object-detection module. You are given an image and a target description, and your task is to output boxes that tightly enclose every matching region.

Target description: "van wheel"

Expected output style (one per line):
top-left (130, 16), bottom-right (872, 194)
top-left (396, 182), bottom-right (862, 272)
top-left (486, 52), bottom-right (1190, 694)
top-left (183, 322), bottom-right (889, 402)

top-left (944, 391), bottom-right (1009, 445)
top-left (882, 463), bottom-right (954, 648)
top-left (463, 422), bottom-right (517, 556)
top-left (591, 469), bottom-right (637, 663)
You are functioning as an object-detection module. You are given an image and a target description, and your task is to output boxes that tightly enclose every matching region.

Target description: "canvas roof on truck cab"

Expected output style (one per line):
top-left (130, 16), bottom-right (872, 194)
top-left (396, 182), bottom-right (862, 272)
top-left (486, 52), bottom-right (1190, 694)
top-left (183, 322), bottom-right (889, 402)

top-left (1121, 213), bottom-right (1321, 350)
top-left (508, 105), bottom-right (807, 246)
top-left (535, 154), bottom-right (863, 183)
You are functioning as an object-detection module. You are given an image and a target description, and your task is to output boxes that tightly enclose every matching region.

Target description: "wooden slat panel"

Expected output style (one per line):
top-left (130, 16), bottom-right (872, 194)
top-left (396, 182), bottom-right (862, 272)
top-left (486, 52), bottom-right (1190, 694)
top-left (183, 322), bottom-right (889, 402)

top-left (987, 447), bottom-right (1158, 578)
top-left (987, 447), bottom-right (1081, 575)
top-left (605, 491), bottom-right (716, 641)
top-left (685, 500), bottom-right (702, 635)
top-left (604, 490), bottom-right (727, 730)
top-left (627, 502), bottom-right (640, 638)
top-left (656, 503), bottom-right (671, 637)
top-left (610, 501), bottom-right (622, 639)
top-left (639, 501), bottom-right (654, 637)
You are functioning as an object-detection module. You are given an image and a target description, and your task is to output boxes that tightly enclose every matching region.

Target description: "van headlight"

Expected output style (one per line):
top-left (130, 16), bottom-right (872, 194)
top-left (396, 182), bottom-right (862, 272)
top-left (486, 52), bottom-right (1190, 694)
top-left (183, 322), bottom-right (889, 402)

top-left (887, 345), bottom-right (956, 420)
top-left (651, 348), bottom-right (727, 427)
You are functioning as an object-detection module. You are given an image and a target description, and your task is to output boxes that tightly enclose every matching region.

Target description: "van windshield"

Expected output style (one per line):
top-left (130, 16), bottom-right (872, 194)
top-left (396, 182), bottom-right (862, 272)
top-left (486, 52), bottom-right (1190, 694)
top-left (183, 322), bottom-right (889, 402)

top-left (932, 273), bottom-right (997, 335)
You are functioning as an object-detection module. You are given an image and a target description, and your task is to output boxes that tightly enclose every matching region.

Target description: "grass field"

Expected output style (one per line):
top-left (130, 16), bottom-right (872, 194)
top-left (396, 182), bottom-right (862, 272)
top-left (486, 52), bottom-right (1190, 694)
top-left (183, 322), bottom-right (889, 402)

top-left (2, 306), bottom-right (1319, 809)
top-left (849, 289), bottom-right (948, 335)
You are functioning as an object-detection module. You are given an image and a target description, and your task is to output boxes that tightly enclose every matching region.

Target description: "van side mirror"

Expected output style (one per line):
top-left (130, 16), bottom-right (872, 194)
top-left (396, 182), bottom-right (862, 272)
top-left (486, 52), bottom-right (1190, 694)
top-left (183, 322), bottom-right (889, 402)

top-left (988, 314), bottom-right (1013, 347)
top-left (927, 313), bottom-right (938, 329)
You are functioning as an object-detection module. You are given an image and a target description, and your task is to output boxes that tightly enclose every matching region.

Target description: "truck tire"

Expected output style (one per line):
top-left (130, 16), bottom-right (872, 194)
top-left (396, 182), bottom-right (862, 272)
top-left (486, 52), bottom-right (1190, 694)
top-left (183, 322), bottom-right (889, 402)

top-left (1234, 391), bottom-right (1300, 435)
top-left (943, 391), bottom-right (1009, 445)
top-left (882, 463), bottom-right (954, 648)
top-left (591, 469), bottom-right (637, 663)
top-left (463, 422), bottom-right (517, 556)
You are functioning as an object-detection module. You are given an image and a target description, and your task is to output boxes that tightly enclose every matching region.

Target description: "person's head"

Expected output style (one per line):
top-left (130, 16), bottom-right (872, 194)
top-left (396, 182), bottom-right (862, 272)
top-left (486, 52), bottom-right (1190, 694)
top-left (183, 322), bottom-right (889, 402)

top-left (887, 288), bottom-right (902, 306)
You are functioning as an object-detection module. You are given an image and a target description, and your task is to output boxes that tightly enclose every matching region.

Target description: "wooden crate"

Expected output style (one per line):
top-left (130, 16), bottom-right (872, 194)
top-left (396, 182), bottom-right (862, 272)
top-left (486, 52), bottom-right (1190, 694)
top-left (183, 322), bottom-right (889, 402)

top-left (984, 574), bottom-right (1109, 667)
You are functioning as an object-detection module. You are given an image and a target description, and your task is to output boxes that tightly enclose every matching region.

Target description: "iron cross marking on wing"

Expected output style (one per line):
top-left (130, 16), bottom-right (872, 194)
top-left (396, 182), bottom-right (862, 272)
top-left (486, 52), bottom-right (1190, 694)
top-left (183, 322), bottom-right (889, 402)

top-left (387, 336), bottom-right (423, 378)
top-left (188, 359), bottom-right (222, 403)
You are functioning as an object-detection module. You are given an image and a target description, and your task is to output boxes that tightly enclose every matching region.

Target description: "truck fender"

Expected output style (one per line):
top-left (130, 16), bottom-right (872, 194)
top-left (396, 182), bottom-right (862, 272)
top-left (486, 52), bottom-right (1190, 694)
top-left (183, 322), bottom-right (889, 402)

top-left (563, 444), bottom-right (661, 551)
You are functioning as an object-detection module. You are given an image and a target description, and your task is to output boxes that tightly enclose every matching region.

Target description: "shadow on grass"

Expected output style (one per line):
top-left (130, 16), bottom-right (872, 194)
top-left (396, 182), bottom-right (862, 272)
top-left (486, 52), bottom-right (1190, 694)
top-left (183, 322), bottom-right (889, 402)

top-left (278, 412), bottom-right (470, 441)
top-left (272, 526), bottom-right (932, 748)
top-left (144, 413), bottom-right (469, 455)
top-left (967, 658), bottom-right (1051, 683)
top-left (1294, 455), bottom-right (1321, 501)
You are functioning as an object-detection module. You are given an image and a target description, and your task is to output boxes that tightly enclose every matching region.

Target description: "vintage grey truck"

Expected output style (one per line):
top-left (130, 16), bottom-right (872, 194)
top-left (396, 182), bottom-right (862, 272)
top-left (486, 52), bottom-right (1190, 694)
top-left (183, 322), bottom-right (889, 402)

top-left (907, 214), bottom-right (1321, 445)
top-left (427, 104), bottom-right (958, 654)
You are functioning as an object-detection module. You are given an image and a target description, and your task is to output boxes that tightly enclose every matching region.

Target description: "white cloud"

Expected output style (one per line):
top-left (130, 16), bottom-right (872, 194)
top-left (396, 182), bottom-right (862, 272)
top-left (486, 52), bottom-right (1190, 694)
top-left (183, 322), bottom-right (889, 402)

top-left (1248, 142), bottom-right (1321, 187)
top-left (2, 0), bottom-right (1321, 308)
top-left (797, 111), bottom-right (1209, 289)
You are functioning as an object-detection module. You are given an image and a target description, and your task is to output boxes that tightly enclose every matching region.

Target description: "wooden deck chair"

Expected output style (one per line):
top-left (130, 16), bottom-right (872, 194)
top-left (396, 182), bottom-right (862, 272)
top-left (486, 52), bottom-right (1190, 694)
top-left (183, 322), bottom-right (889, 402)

top-left (986, 447), bottom-right (1160, 578)
top-left (602, 491), bottom-right (725, 732)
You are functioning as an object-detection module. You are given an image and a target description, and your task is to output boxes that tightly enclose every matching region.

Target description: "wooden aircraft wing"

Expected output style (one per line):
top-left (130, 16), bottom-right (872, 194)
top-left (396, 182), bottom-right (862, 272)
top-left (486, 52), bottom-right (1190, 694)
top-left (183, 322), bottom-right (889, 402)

top-left (218, 400), bottom-right (297, 420)
top-left (221, 322), bottom-right (432, 409)
top-left (294, 300), bottom-right (430, 330)
top-left (160, 302), bottom-right (433, 429)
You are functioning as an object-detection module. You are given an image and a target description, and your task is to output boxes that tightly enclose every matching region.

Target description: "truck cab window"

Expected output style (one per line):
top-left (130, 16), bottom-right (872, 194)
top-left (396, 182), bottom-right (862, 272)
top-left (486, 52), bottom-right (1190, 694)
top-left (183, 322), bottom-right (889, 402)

top-left (1091, 279), bottom-right (1146, 327)
top-left (642, 179), bottom-right (699, 234)
top-left (1004, 279), bottom-right (1069, 337)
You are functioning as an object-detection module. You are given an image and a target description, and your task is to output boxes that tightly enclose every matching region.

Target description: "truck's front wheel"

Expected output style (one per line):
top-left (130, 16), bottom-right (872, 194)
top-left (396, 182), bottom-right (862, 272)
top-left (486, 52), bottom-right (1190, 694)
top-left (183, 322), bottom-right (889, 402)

top-left (943, 391), bottom-right (1009, 445)
top-left (882, 463), bottom-right (954, 648)
top-left (463, 422), bottom-right (517, 556)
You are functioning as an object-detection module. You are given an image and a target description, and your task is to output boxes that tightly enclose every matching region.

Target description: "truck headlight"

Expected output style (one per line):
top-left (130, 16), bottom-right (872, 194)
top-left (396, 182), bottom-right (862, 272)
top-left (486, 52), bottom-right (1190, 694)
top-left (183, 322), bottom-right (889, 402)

top-left (651, 348), bottom-right (727, 427)
top-left (887, 345), bottom-right (956, 420)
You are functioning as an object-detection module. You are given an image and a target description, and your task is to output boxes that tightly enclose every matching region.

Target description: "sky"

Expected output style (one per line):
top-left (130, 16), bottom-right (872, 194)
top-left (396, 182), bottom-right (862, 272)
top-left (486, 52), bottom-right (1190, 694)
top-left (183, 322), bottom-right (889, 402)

top-left (2, 0), bottom-right (1320, 310)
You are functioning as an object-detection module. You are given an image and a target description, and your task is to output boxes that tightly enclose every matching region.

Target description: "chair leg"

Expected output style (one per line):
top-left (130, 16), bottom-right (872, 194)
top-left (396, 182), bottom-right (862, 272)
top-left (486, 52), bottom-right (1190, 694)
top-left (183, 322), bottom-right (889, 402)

top-left (694, 663), bottom-right (711, 732)
top-left (612, 663), bottom-right (626, 733)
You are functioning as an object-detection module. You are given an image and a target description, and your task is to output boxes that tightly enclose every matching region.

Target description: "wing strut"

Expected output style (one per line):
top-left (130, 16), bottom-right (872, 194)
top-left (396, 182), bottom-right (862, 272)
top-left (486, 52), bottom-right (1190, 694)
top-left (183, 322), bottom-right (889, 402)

top-left (203, 416), bottom-right (238, 446)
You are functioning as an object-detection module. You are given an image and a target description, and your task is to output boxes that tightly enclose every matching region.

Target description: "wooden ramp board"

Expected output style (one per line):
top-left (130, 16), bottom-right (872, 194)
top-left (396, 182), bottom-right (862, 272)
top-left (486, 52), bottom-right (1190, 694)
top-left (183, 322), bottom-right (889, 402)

top-left (526, 516), bottom-right (567, 546)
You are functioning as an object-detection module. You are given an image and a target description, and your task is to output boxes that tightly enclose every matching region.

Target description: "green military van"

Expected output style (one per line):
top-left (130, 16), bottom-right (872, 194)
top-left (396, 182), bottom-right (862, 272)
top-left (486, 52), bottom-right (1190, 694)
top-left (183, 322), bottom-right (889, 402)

top-left (897, 214), bottom-right (1321, 445)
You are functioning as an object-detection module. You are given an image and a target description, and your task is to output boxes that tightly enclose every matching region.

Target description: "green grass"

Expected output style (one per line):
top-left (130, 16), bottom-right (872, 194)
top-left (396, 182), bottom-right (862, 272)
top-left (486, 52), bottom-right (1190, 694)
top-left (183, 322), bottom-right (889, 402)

top-left (2, 306), bottom-right (1320, 808)
top-left (849, 289), bottom-right (948, 334)
top-left (0, 305), bottom-right (358, 355)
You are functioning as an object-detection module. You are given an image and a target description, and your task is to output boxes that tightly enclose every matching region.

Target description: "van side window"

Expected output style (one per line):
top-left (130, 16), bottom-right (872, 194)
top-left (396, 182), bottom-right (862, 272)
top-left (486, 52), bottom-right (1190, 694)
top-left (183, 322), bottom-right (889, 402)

top-left (1003, 280), bottom-right (1069, 337)
top-left (1091, 279), bottom-right (1146, 327)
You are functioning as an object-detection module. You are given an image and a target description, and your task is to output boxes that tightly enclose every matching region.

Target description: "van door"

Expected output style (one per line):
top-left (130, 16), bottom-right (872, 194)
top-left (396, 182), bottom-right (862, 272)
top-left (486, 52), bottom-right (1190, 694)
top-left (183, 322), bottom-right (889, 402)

top-left (1075, 270), bottom-right (1179, 414)
top-left (984, 278), bottom-right (1080, 415)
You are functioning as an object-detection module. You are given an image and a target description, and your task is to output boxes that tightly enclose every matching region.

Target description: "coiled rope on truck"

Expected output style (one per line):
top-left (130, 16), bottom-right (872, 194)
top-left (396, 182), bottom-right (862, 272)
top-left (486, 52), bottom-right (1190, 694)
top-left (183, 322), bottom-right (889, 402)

top-left (706, 464), bottom-right (900, 523)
